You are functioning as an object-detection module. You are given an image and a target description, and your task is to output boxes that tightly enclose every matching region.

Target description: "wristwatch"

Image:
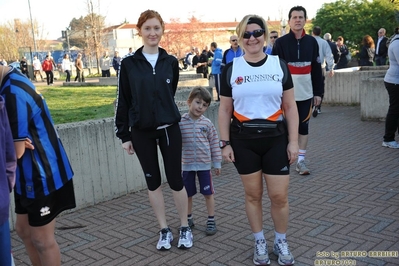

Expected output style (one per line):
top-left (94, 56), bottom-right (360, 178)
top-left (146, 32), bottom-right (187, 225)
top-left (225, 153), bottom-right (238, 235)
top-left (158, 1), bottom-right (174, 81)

top-left (219, 140), bottom-right (230, 149)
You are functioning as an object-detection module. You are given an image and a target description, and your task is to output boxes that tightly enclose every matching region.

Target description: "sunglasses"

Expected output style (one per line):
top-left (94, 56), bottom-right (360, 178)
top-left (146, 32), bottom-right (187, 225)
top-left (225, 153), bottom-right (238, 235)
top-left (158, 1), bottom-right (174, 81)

top-left (231, 39), bottom-right (238, 42)
top-left (270, 36), bottom-right (278, 39)
top-left (243, 29), bottom-right (265, 39)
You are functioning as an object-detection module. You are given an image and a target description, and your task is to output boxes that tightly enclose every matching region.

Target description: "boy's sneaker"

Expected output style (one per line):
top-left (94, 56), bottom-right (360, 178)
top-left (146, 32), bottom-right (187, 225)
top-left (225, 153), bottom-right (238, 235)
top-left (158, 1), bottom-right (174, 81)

top-left (205, 220), bottom-right (217, 235)
top-left (273, 239), bottom-right (295, 265)
top-left (177, 226), bottom-right (193, 249)
top-left (382, 141), bottom-right (399, 149)
top-left (295, 160), bottom-right (310, 175)
top-left (188, 218), bottom-right (195, 228)
top-left (156, 228), bottom-right (173, 251)
top-left (317, 107), bottom-right (321, 114)
top-left (253, 239), bottom-right (270, 265)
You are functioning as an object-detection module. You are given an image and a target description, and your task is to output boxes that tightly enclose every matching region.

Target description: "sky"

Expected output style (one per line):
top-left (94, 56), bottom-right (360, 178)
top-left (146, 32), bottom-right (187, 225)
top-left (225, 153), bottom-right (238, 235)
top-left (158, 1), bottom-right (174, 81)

top-left (1, 0), bottom-right (337, 40)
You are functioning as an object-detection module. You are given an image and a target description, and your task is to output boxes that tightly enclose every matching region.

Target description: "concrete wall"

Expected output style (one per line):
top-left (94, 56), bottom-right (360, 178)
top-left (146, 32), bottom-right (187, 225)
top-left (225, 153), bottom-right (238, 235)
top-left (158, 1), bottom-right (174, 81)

top-left (324, 66), bottom-right (388, 105)
top-left (8, 101), bottom-right (219, 231)
top-left (62, 72), bottom-right (207, 87)
top-left (360, 76), bottom-right (388, 121)
top-left (323, 67), bottom-right (388, 120)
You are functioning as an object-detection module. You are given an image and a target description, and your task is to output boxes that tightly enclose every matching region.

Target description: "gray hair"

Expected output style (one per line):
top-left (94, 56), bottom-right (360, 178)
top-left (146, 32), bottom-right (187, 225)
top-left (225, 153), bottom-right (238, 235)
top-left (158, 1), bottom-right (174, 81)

top-left (324, 33), bottom-right (332, 41)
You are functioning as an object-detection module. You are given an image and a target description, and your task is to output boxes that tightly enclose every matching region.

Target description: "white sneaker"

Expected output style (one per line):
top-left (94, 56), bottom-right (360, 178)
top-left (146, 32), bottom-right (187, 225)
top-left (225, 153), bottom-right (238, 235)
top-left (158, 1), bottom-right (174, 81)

top-left (177, 226), bottom-right (193, 249)
top-left (273, 239), bottom-right (295, 265)
top-left (296, 160), bottom-right (310, 175)
top-left (253, 239), bottom-right (270, 265)
top-left (382, 141), bottom-right (399, 149)
top-left (156, 228), bottom-right (173, 250)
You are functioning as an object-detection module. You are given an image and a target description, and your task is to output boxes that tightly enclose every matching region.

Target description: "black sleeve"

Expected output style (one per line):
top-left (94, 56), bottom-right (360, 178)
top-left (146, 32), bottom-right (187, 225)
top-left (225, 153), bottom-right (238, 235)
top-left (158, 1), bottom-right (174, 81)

top-left (171, 57), bottom-right (179, 94)
top-left (115, 59), bottom-right (132, 143)
top-left (192, 56), bottom-right (198, 67)
top-left (220, 62), bottom-right (233, 97)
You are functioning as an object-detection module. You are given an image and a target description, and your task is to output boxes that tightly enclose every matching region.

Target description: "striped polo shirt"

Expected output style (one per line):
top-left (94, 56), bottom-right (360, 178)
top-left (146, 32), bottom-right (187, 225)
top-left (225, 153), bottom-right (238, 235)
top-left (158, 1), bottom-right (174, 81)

top-left (0, 68), bottom-right (74, 199)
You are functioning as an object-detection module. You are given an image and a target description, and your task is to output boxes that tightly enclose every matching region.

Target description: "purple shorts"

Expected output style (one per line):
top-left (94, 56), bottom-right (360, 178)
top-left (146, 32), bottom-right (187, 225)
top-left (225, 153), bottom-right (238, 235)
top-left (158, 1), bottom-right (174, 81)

top-left (182, 170), bottom-right (214, 197)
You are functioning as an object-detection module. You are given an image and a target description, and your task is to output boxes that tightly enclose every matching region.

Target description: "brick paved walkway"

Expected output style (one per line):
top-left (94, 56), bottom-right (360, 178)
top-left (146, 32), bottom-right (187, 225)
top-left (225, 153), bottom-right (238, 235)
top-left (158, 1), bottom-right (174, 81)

top-left (11, 105), bottom-right (399, 266)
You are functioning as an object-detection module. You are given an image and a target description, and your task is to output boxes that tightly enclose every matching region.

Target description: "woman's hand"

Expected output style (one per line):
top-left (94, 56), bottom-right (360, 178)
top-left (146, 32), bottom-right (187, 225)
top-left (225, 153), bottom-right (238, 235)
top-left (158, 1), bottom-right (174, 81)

top-left (221, 145), bottom-right (235, 163)
top-left (287, 141), bottom-right (299, 165)
top-left (122, 141), bottom-right (135, 155)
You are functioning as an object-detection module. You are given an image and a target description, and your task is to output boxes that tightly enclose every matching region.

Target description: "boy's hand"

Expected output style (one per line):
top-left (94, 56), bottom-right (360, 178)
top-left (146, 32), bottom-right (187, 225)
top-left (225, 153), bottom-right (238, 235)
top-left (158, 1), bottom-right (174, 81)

top-left (25, 138), bottom-right (34, 150)
top-left (214, 168), bottom-right (221, 176)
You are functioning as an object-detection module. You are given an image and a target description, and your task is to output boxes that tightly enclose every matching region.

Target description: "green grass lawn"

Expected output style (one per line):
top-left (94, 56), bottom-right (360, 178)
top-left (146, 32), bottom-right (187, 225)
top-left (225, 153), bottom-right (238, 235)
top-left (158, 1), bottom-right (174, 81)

top-left (37, 85), bottom-right (117, 125)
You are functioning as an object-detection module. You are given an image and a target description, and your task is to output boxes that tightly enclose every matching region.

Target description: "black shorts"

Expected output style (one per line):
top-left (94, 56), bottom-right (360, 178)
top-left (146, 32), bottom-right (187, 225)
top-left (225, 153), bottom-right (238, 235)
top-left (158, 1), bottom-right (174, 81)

top-left (231, 134), bottom-right (290, 175)
top-left (131, 123), bottom-right (184, 192)
top-left (14, 178), bottom-right (76, 227)
top-left (296, 99), bottom-right (312, 135)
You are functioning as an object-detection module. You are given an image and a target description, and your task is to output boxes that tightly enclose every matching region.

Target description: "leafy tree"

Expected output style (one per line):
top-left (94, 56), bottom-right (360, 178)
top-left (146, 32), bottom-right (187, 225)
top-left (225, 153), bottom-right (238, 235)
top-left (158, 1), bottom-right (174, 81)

top-left (312, 0), bottom-right (398, 51)
top-left (160, 16), bottom-right (232, 60)
top-left (67, 16), bottom-right (89, 49)
top-left (66, 0), bottom-right (106, 73)
top-left (0, 19), bottom-right (47, 62)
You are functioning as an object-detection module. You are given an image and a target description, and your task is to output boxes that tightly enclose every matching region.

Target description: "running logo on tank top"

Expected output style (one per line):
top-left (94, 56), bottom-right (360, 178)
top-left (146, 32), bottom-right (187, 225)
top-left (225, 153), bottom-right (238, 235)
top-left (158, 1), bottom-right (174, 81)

top-left (230, 56), bottom-right (285, 122)
top-left (234, 73), bottom-right (283, 85)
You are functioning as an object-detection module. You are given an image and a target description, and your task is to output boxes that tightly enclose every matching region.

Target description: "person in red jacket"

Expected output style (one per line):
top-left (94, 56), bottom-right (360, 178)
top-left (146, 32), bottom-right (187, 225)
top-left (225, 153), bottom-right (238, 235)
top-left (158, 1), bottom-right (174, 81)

top-left (41, 55), bottom-right (54, 85)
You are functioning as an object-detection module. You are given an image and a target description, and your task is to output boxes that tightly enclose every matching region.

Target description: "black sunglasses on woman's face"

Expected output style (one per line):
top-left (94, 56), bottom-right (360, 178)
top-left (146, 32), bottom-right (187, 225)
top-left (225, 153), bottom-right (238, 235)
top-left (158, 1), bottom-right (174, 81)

top-left (243, 29), bottom-right (265, 39)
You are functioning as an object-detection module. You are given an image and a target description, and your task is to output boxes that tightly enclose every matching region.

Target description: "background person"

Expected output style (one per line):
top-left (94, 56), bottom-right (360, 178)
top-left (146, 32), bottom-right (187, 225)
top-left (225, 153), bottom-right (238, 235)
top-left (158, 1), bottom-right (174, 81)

top-left (265, 30), bottom-right (278, 55)
top-left (375, 28), bottom-right (388, 66)
top-left (219, 14), bottom-right (299, 266)
top-left (0, 94), bottom-right (17, 266)
top-left (112, 51), bottom-right (121, 77)
top-left (312, 26), bottom-right (334, 116)
top-left (74, 53), bottom-right (84, 82)
top-left (209, 42), bottom-right (223, 101)
top-left (20, 56), bottom-right (30, 79)
top-left (272, 5), bottom-right (323, 175)
top-left (0, 64), bottom-right (76, 266)
top-left (42, 55), bottom-right (54, 85)
top-left (358, 35), bottom-right (375, 66)
top-left (100, 51), bottom-right (111, 77)
top-left (193, 47), bottom-right (209, 79)
top-left (61, 54), bottom-right (72, 82)
top-left (221, 35), bottom-right (244, 71)
top-left (32, 56), bottom-right (44, 82)
top-left (324, 33), bottom-right (340, 70)
top-left (115, 9), bottom-right (193, 251)
top-left (382, 27), bottom-right (399, 149)
top-left (335, 36), bottom-right (349, 69)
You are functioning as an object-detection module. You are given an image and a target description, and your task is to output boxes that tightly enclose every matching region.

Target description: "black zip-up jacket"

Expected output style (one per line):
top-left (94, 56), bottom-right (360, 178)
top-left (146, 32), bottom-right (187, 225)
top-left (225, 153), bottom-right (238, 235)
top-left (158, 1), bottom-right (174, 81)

top-left (115, 46), bottom-right (180, 143)
top-left (272, 29), bottom-right (323, 98)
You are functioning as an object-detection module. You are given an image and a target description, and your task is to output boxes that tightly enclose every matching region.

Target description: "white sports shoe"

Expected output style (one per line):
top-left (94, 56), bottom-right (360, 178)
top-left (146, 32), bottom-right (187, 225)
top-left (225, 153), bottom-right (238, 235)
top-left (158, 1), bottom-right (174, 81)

top-left (156, 228), bottom-right (173, 250)
top-left (382, 141), bottom-right (399, 149)
top-left (177, 226), bottom-right (193, 249)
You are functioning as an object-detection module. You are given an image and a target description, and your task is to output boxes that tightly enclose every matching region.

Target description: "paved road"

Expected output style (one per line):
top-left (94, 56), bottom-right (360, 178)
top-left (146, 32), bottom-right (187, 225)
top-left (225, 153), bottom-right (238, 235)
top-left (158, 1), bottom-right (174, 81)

top-left (11, 105), bottom-right (399, 266)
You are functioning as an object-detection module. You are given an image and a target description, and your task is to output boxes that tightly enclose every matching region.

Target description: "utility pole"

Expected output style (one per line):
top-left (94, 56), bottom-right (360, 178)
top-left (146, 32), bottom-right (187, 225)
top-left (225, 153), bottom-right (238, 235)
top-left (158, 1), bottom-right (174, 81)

top-left (66, 28), bottom-right (71, 53)
top-left (62, 28), bottom-right (71, 53)
top-left (27, 0), bottom-right (37, 54)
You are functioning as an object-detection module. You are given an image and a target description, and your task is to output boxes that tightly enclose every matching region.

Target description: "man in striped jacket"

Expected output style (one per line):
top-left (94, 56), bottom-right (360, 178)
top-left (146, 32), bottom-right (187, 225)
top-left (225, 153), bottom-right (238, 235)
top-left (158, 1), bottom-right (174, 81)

top-left (272, 5), bottom-right (323, 176)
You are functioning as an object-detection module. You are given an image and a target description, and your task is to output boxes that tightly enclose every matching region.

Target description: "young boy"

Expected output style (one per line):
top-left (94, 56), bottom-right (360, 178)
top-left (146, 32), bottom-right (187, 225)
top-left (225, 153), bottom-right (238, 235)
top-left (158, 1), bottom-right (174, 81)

top-left (0, 64), bottom-right (76, 266)
top-left (179, 87), bottom-right (222, 235)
